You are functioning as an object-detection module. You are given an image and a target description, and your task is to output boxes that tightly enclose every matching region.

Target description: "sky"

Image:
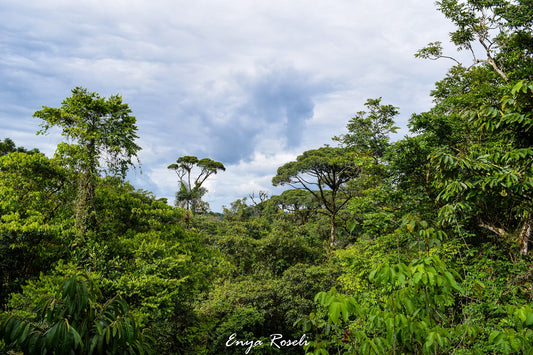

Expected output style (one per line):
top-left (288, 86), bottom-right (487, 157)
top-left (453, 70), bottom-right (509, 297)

top-left (0, 0), bottom-right (465, 212)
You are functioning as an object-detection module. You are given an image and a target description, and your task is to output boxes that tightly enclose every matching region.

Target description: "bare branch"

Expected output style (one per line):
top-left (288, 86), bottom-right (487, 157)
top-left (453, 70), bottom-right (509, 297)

top-left (478, 220), bottom-right (509, 238)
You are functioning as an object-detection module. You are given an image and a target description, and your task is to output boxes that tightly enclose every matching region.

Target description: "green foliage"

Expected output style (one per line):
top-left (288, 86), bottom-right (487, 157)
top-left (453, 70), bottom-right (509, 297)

top-left (34, 87), bottom-right (141, 179)
top-left (87, 178), bottom-right (222, 352)
top-left (0, 138), bottom-right (40, 156)
top-left (0, 169), bottom-right (223, 354)
top-left (176, 181), bottom-right (208, 213)
top-left (301, 205), bottom-right (533, 354)
top-left (0, 152), bottom-right (74, 220)
top-left (415, 41), bottom-right (445, 60)
top-left (0, 152), bottom-right (75, 306)
top-left (345, 184), bottom-right (396, 242)
top-left (270, 189), bottom-right (322, 225)
top-left (213, 217), bottom-right (324, 277)
top-left (193, 207), bottom-right (335, 354)
top-left (198, 276), bottom-right (284, 354)
top-left (290, 15), bottom-right (532, 349)
top-left (478, 79), bottom-right (533, 146)
top-left (334, 97), bottom-right (399, 162)
top-left (0, 271), bottom-right (152, 354)
top-left (281, 263), bottom-right (343, 326)
top-left (2, 2), bottom-right (532, 353)
top-left (302, 254), bottom-right (473, 355)
top-left (198, 260), bottom-right (340, 355)
top-left (420, 0), bottom-right (533, 81)
top-left (335, 232), bottom-right (411, 296)
top-left (432, 80), bottom-right (533, 255)
top-left (273, 146), bottom-right (362, 248)
top-left (222, 197), bottom-right (254, 222)
top-left (489, 304), bottom-right (533, 354)
top-left (34, 87), bottom-right (141, 238)
top-left (272, 147), bottom-right (360, 190)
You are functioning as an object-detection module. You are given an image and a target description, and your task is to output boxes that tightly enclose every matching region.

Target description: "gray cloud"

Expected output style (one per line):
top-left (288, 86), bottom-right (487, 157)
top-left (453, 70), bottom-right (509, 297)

top-left (165, 65), bottom-right (328, 165)
top-left (243, 66), bottom-right (318, 149)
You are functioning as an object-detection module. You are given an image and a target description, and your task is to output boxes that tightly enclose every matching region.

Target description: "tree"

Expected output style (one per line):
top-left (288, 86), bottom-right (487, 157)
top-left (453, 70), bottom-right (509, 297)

top-left (412, 0), bottom-right (533, 256)
top-left (434, 80), bottom-right (533, 256)
top-left (248, 191), bottom-right (269, 218)
top-left (273, 189), bottom-right (320, 225)
top-left (222, 197), bottom-right (254, 222)
top-left (33, 87), bottom-right (141, 238)
top-left (272, 147), bottom-right (361, 248)
top-left (334, 98), bottom-right (399, 163)
top-left (168, 156), bottom-right (225, 214)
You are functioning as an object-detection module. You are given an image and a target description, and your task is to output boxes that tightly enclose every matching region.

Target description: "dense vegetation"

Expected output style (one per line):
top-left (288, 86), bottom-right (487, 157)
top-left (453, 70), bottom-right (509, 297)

top-left (1, 1), bottom-right (533, 354)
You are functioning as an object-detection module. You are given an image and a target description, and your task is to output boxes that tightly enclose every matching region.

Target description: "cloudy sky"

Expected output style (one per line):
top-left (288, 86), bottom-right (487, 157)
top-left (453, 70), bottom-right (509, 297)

top-left (1, 0), bottom-right (463, 211)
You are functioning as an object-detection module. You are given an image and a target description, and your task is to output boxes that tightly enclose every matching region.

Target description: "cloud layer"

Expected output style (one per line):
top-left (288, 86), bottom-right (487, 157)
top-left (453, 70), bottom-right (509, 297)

top-left (1, 0), bottom-right (460, 211)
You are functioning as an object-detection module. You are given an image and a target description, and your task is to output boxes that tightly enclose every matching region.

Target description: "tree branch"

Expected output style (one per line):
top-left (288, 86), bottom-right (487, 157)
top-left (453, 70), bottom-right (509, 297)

top-left (478, 220), bottom-right (510, 238)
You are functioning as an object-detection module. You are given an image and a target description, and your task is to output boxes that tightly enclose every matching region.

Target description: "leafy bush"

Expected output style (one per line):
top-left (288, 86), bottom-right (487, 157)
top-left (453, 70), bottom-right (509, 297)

top-left (0, 271), bottom-right (152, 354)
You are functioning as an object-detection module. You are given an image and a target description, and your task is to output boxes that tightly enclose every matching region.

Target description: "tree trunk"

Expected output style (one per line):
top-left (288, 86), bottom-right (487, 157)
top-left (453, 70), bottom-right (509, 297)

top-left (329, 214), bottom-right (336, 249)
top-left (75, 138), bottom-right (97, 240)
top-left (75, 168), bottom-right (96, 240)
top-left (519, 213), bottom-right (533, 256)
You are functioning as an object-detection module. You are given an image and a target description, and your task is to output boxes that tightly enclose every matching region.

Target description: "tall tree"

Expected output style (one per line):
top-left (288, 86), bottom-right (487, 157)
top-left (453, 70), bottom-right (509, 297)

top-left (168, 156), bottom-right (225, 213)
top-left (412, 0), bottom-right (533, 256)
top-left (333, 99), bottom-right (400, 242)
top-left (272, 147), bottom-right (361, 248)
top-left (335, 98), bottom-right (399, 163)
top-left (33, 87), bottom-right (141, 239)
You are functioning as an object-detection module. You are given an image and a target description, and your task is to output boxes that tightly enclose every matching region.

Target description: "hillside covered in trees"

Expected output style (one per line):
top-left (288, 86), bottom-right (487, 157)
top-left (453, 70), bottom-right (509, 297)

top-left (2, 1), bottom-right (533, 354)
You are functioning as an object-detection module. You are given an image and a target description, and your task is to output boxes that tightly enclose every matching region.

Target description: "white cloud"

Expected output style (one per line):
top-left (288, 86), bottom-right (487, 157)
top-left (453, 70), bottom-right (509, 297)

top-left (205, 150), bottom-right (298, 210)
